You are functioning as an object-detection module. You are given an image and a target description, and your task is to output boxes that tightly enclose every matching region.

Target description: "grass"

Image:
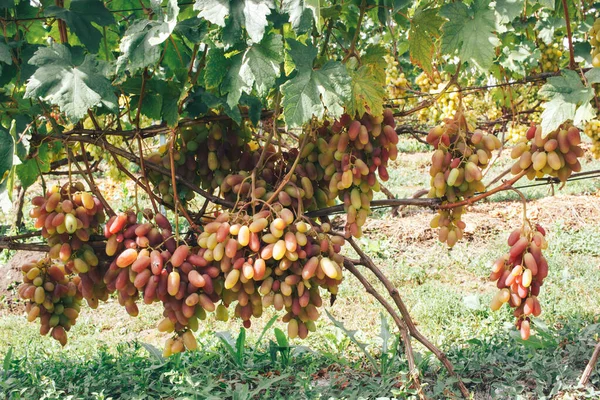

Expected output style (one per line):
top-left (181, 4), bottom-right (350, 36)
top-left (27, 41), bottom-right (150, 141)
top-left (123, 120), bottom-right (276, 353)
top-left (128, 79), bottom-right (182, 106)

top-left (1, 138), bottom-right (600, 399)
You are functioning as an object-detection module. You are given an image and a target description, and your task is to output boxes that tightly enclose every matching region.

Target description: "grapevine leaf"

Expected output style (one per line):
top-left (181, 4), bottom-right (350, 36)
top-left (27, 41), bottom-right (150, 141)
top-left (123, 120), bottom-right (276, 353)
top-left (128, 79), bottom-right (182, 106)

top-left (584, 68), bottom-right (600, 85)
top-left (0, 128), bottom-right (14, 192)
top-left (221, 34), bottom-right (283, 108)
top-left (500, 42), bottom-right (540, 76)
top-left (539, 70), bottom-right (594, 135)
top-left (0, 0), bottom-right (14, 9)
top-left (535, 17), bottom-right (564, 45)
top-left (495, 0), bottom-right (523, 25)
top-left (440, 0), bottom-right (499, 71)
top-left (281, 60), bottom-right (350, 127)
top-left (239, 94), bottom-right (263, 126)
top-left (196, 0), bottom-right (274, 43)
top-left (346, 65), bottom-right (385, 118)
top-left (573, 101), bottom-right (595, 127)
top-left (361, 45), bottom-right (387, 82)
top-left (195, 0), bottom-right (229, 27)
top-left (15, 159), bottom-right (38, 189)
top-left (222, 54), bottom-right (249, 109)
top-left (116, 0), bottom-right (179, 75)
top-left (24, 44), bottom-right (118, 121)
top-left (282, 0), bottom-right (320, 34)
top-left (346, 46), bottom-right (386, 118)
top-left (408, 7), bottom-right (442, 76)
top-left (174, 18), bottom-right (207, 43)
top-left (239, 34), bottom-right (283, 96)
top-left (287, 38), bottom-right (318, 71)
top-left (45, 0), bottom-right (115, 54)
top-left (0, 42), bottom-right (11, 65)
top-left (204, 48), bottom-right (228, 90)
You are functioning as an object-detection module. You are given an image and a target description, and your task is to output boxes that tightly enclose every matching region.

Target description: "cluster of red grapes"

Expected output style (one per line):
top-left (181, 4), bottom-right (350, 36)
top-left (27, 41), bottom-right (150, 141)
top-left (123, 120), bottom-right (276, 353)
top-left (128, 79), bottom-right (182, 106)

top-left (98, 202), bottom-right (344, 355)
top-left (194, 208), bottom-right (344, 340)
top-left (489, 223), bottom-right (549, 340)
top-left (29, 182), bottom-right (105, 272)
top-left (19, 258), bottom-right (83, 346)
top-left (510, 124), bottom-right (583, 182)
top-left (19, 183), bottom-right (108, 345)
top-left (295, 109), bottom-right (398, 237)
top-left (426, 112), bottom-right (501, 247)
top-left (219, 143), bottom-right (331, 216)
top-left (147, 121), bottom-right (254, 205)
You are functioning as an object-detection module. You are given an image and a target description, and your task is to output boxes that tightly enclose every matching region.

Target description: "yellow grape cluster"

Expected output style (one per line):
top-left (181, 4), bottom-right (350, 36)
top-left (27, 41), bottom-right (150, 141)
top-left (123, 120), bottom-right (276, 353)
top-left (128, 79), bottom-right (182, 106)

top-left (384, 54), bottom-right (410, 106)
top-left (19, 258), bottom-right (82, 346)
top-left (489, 223), bottom-right (548, 340)
top-left (583, 119), bottom-right (600, 158)
top-left (88, 136), bottom-right (132, 182)
top-left (510, 124), bottom-right (583, 182)
top-left (589, 18), bottom-right (600, 67)
top-left (426, 111), bottom-right (502, 247)
top-left (538, 42), bottom-right (563, 72)
top-left (505, 122), bottom-right (529, 145)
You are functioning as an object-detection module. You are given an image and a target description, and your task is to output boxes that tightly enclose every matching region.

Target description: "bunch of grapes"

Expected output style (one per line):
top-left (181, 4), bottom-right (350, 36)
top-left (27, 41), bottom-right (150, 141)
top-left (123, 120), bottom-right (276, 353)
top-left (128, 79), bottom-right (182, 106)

top-left (296, 110), bottom-right (398, 237)
top-left (489, 223), bottom-right (549, 340)
top-left (510, 123), bottom-right (583, 182)
top-left (29, 182), bottom-right (105, 275)
top-left (219, 143), bottom-right (329, 214)
top-left (583, 120), bottom-right (600, 159)
top-left (194, 207), bottom-right (344, 340)
top-left (538, 41), bottom-right (563, 72)
top-left (88, 136), bottom-right (135, 182)
top-left (384, 54), bottom-right (411, 107)
top-left (146, 121), bottom-right (254, 205)
top-left (19, 258), bottom-right (82, 346)
top-left (505, 122), bottom-right (529, 145)
top-left (589, 18), bottom-right (600, 67)
top-left (426, 111), bottom-right (502, 247)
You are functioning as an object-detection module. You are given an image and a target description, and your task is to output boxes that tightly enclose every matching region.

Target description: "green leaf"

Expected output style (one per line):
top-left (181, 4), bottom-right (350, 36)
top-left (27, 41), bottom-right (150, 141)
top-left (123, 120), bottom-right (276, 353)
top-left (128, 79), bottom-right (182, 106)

top-left (408, 7), bottom-right (443, 75)
top-left (174, 18), bottom-right (207, 43)
top-left (440, 0), bottom-right (498, 71)
top-left (195, 0), bottom-right (274, 43)
top-left (15, 159), bottom-right (39, 189)
top-left (585, 68), bottom-right (600, 85)
top-left (2, 346), bottom-right (12, 373)
top-left (221, 34), bottom-right (283, 108)
top-left (24, 44), bottom-right (118, 121)
top-left (281, 58), bottom-right (351, 127)
top-left (140, 342), bottom-right (165, 363)
top-left (195, 0), bottom-right (230, 27)
top-left (325, 309), bottom-right (378, 371)
top-left (535, 17), bottom-right (564, 45)
top-left (379, 313), bottom-right (391, 354)
top-left (287, 38), bottom-right (318, 71)
top-left (0, 41), bottom-right (12, 65)
top-left (495, 0), bottom-right (524, 25)
top-left (204, 48), bottom-right (228, 90)
top-left (346, 64), bottom-right (385, 118)
top-left (45, 0), bottom-right (115, 54)
top-left (282, 0), bottom-right (320, 34)
top-left (0, 0), bottom-right (14, 9)
top-left (274, 328), bottom-right (289, 347)
top-left (500, 42), bottom-right (540, 76)
top-left (539, 70), bottom-right (594, 135)
top-left (0, 128), bottom-right (13, 191)
top-left (116, 0), bottom-right (179, 75)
